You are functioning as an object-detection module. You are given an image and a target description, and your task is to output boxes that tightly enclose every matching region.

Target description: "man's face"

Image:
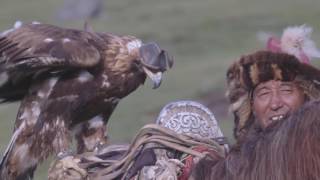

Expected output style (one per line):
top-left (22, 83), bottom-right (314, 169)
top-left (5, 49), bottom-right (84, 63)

top-left (252, 80), bottom-right (305, 129)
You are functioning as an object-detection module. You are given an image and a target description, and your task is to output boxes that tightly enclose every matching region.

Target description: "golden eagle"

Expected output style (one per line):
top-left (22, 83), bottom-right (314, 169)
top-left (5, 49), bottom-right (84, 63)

top-left (0, 22), bottom-right (173, 179)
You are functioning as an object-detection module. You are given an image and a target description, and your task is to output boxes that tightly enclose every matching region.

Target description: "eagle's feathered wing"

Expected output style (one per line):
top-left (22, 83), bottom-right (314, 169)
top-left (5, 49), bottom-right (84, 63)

top-left (0, 23), bottom-right (102, 102)
top-left (0, 23), bottom-right (172, 179)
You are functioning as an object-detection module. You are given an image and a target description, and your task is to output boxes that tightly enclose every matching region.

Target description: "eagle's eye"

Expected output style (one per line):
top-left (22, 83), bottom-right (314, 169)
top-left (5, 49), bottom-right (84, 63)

top-left (132, 60), bottom-right (142, 70)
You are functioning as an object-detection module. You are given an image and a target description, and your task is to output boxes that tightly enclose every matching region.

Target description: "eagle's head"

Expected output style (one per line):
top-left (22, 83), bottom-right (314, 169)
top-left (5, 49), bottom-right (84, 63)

top-left (124, 40), bottom-right (173, 89)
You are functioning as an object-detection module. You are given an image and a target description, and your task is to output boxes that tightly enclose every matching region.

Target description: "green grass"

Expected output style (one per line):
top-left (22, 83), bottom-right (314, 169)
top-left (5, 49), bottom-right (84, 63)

top-left (0, 0), bottom-right (320, 179)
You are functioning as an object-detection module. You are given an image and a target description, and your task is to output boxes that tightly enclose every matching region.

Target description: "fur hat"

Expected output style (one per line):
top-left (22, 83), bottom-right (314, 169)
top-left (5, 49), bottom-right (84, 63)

top-left (226, 26), bottom-right (320, 140)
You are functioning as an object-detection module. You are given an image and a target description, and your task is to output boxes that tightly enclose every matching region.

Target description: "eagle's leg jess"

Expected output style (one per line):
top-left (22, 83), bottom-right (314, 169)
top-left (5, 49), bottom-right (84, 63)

top-left (74, 115), bottom-right (108, 153)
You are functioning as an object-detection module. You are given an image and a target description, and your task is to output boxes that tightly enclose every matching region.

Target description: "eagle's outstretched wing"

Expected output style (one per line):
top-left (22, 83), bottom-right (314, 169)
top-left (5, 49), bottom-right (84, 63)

top-left (0, 23), bottom-right (101, 102)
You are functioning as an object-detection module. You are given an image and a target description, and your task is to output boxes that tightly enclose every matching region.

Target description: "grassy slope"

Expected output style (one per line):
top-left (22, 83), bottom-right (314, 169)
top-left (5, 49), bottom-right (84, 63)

top-left (0, 0), bottom-right (320, 179)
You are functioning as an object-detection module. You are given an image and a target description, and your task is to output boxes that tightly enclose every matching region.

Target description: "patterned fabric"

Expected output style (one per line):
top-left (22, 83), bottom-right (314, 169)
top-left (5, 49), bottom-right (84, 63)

top-left (157, 101), bottom-right (222, 138)
top-left (137, 100), bottom-right (229, 180)
top-left (156, 100), bottom-right (229, 149)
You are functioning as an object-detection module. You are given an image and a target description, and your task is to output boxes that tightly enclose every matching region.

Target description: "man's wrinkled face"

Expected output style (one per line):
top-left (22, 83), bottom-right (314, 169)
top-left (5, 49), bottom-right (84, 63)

top-left (252, 80), bottom-right (305, 129)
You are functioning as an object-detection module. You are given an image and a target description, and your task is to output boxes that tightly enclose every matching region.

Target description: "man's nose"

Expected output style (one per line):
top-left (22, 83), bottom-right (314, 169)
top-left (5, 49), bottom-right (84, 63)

top-left (270, 93), bottom-right (284, 110)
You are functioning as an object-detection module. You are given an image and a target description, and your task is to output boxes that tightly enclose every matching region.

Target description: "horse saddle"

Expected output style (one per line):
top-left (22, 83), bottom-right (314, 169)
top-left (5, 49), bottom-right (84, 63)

top-left (48, 100), bottom-right (229, 180)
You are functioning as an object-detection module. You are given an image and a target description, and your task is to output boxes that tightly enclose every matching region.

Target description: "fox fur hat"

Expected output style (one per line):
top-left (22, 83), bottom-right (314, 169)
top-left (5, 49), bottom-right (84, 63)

top-left (226, 25), bottom-right (320, 140)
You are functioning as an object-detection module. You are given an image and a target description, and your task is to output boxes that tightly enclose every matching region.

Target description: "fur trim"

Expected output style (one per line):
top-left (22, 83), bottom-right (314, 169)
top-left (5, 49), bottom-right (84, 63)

top-left (226, 50), bottom-right (320, 140)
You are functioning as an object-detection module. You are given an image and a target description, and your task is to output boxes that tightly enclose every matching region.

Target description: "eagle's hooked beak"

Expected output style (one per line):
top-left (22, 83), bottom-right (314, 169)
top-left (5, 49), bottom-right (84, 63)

top-left (142, 67), bottom-right (162, 89)
top-left (139, 42), bottom-right (173, 89)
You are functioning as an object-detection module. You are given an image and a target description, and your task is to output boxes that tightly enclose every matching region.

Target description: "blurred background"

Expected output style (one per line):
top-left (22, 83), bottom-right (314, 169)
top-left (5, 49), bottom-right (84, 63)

top-left (0, 0), bottom-right (320, 179)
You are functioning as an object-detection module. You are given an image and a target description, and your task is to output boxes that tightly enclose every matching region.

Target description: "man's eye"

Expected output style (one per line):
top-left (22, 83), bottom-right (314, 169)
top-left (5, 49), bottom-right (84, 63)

top-left (258, 91), bottom-right (270, 97)
top-left (280, 88), bottom-right (293, 94)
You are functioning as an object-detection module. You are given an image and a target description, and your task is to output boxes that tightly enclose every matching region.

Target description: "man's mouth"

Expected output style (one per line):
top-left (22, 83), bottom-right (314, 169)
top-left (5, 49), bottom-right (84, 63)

top-left (270, 114), bottom-right (285, 122)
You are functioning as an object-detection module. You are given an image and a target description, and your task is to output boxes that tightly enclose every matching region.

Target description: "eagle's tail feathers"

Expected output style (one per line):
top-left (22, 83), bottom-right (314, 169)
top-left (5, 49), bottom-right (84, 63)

top-left (0, 123), bottom-right (36, 180)
top-left (0, 125), bottom-right (22, 176)
top-left (0, 126), bottom-right (20, 164)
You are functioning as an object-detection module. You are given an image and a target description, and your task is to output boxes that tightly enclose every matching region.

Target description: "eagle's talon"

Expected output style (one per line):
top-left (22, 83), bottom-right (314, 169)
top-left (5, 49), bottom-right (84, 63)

top-left (57, 150), bottom-right (75, 160)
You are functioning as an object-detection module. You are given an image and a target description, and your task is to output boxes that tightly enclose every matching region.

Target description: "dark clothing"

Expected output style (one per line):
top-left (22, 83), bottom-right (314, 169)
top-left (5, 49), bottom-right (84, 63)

top-left (192, 100), bottom-right (320, 180)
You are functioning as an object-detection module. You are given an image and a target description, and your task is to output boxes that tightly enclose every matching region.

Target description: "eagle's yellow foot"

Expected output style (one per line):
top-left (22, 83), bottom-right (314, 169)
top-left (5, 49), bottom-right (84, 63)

top-left (48, 155), bottom-right (88, 180)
